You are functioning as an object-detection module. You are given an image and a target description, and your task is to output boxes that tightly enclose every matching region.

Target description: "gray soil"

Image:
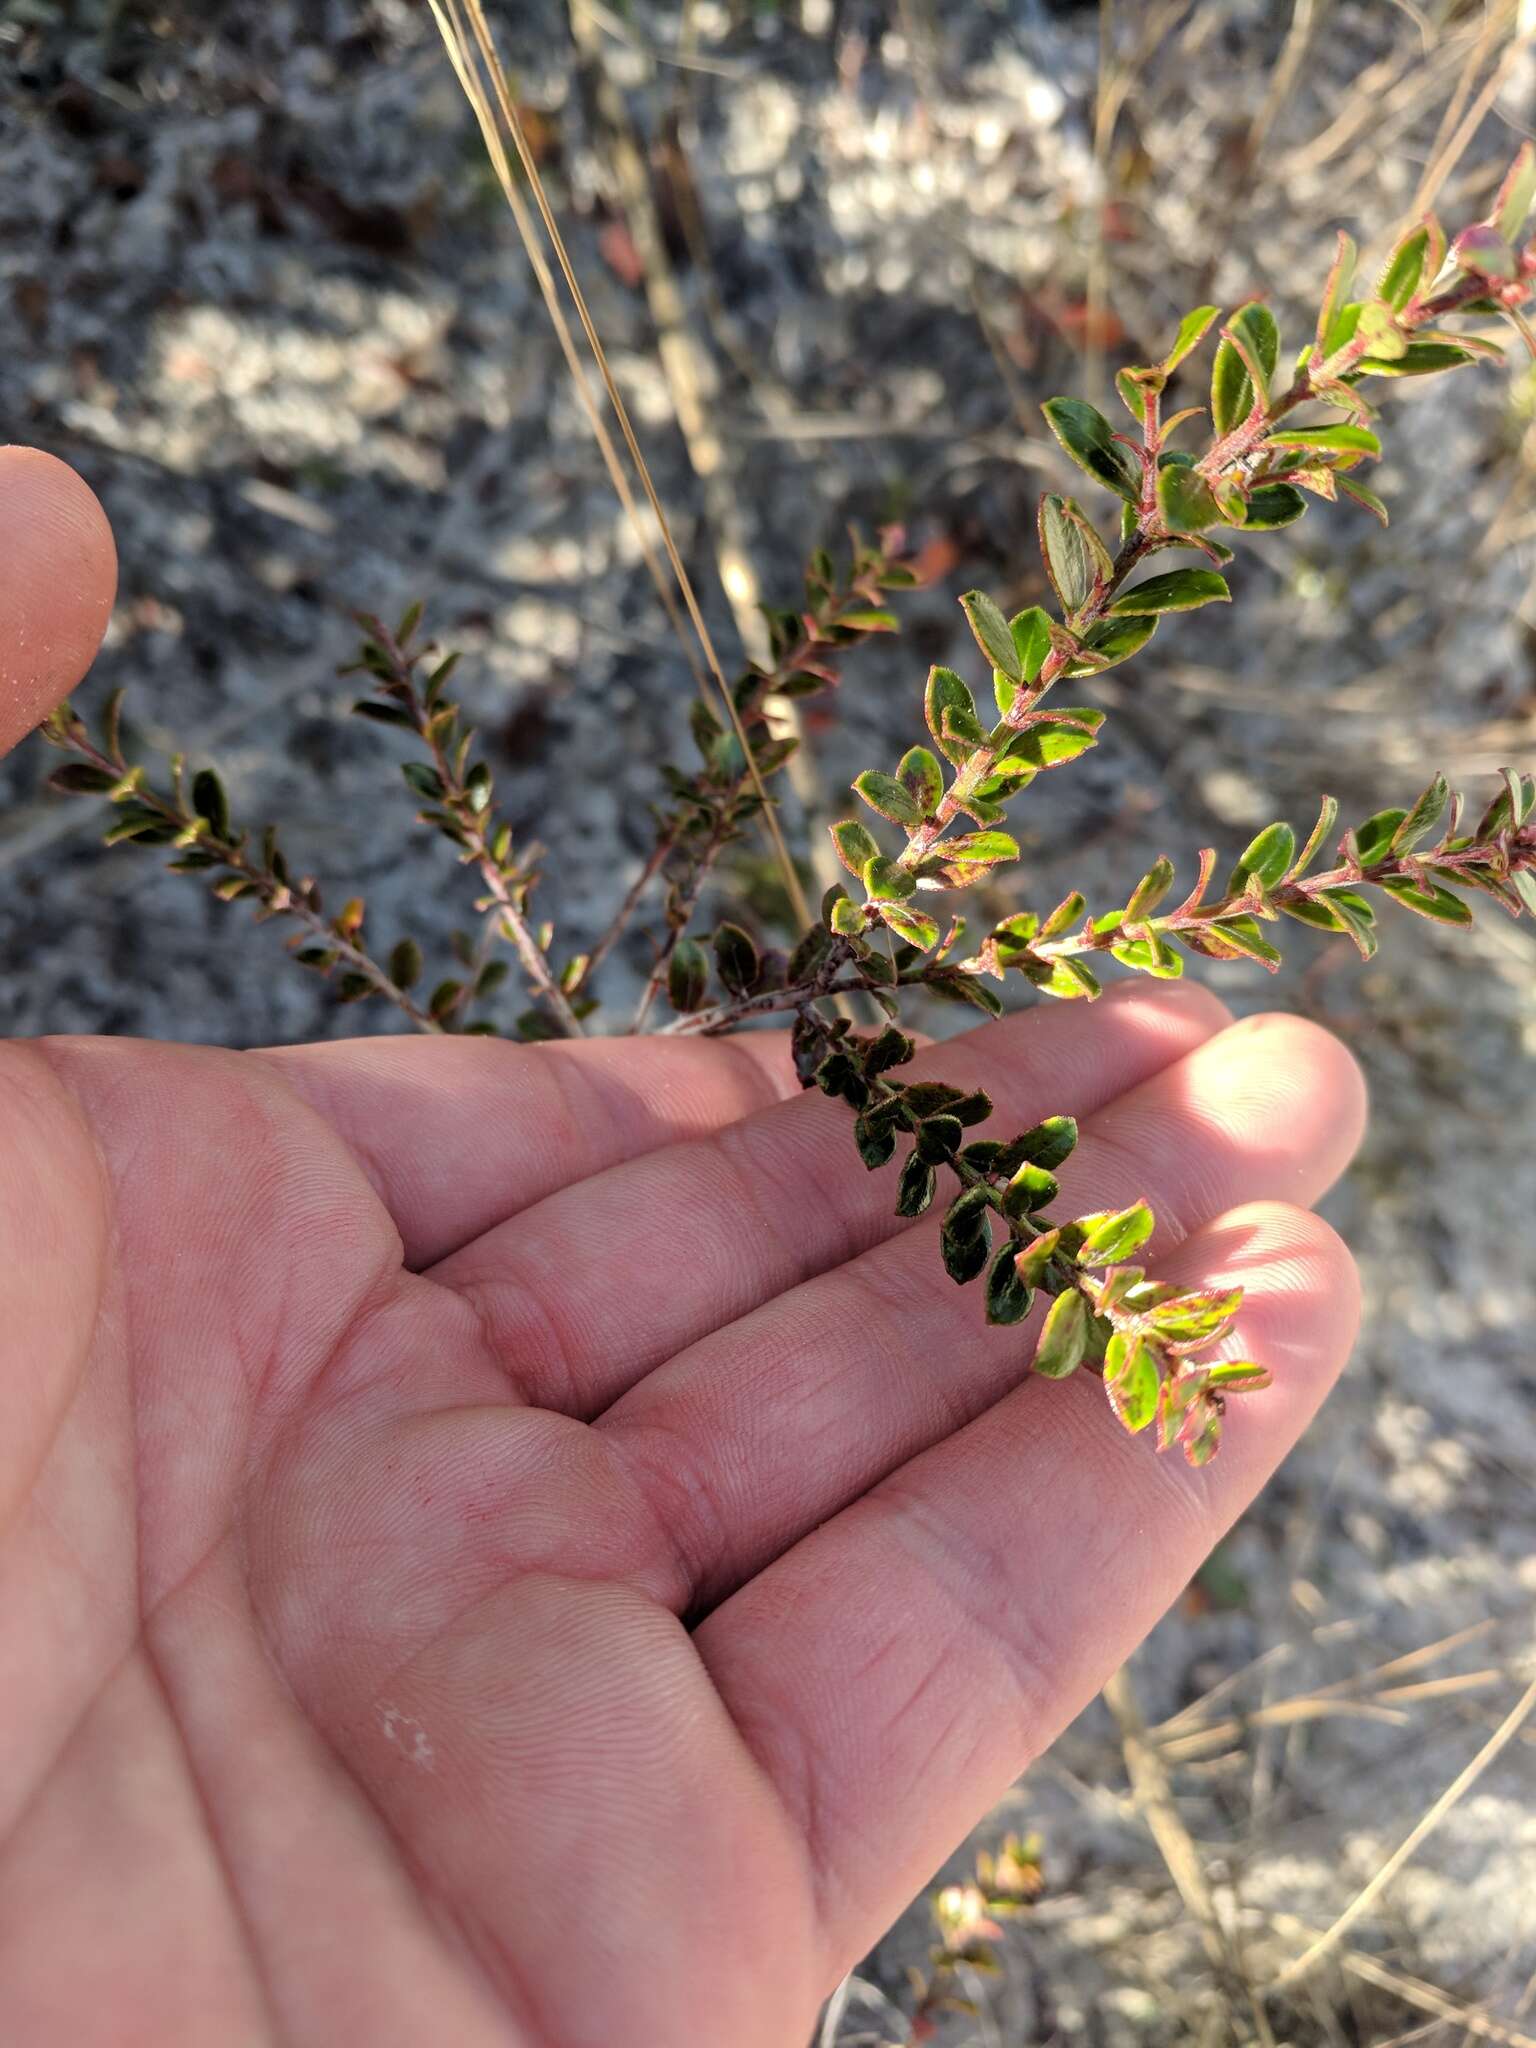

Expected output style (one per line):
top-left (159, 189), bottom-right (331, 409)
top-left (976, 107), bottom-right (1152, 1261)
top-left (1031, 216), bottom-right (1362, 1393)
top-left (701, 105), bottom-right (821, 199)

top-left (3, 2), bottom-right (1534, 2040)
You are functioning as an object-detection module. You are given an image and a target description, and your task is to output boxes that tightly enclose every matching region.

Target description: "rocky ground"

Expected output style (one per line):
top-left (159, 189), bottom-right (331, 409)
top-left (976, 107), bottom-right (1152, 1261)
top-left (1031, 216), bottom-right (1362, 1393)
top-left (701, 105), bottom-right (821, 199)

top-left (3, 1), bottom-right (1535, 2041)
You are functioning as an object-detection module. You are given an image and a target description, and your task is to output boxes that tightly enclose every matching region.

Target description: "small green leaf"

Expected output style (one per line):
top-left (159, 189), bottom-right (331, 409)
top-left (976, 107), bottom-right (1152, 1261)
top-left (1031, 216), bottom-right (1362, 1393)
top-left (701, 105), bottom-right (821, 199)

top-left (1157, 463), bottom-right (1221, 533)
top-left (1227, 821), bottom-right (1296, 893)
top-left (1019, 957), bottom-right (1100, 1000)
top-left (941, 1186), bottom-right (994, 1285)
top-left (896, 1152), bottom-right (937, 1217)
top-left (1040, 396), bottom-right (1140, 503)
top-left (898, 745), bottom-right (945, 816)
top-left (985, 1244), bottom-right (1035, 1326)
top-left (1104, 1332), bottom-right (1161, 1433)
top-left (668, 936), bottom-right (710, 1012)
top-left (1000, 1160), bottom-right (1058, 1222)
top-left (1391, 773), bottom-right (1449, 853)
top-left (1338, 477), bottom-right (1390, 524)
top-left (1007, 1115), bottom-right (1079, 1173)
top-left (1240, 483), bottom-right (1308, 530)
top-left (1067, 615), bottom-right (1157, 674)
top-left (830, 895), bottom-right (866, 938)
top-left (1038, 494), bottom-right (1109, 615)
top-left (1375, 224), bottom-right (1429, 310)
top-left (1315, 231), bottom-right (1357, 353)
top-left (389, 937), bottom-right (423, 991)
top-left (1494, 143), bottom-right (1536, 242)
top-left (1010, 606), bottom-right (1052, 684)
top-left (1033, 1287), bottom-right (1089, 1378)
top-left (712, 922), bottom-right (761, 996)
top-left (1006, 719), bottom-right (1100, 770)
top-left (1205, 913), bottom-right (1283, 965)
top-left (938, 829), bottom-right (1020, 865)
top-left (1076, 1202), bottom-right (1156, 1266)
top-left (1162, 305), bottom-right (1220, 371)
top-left (1287, 794), bottom-right (1339, 882)
top-left (1319, 887), bottom-right (1379, 959)
top-left (1015, 1228), bottom-right (1061, 1290)
top-left (1204, 1359), bottom-right (1272, 1393)
top-left (853, 1112), bottom-right (898, 1171)
top-left (1376, 877), bottom-right (1472, 925)
top-left (879, 904), bottom-right (940, 950)
top-left (1039, 892), bottom-right (1086, 940)
top-left (1109, 569), bottom-right (1230, 615)
top-left (1354, 807), bottom-right (1408, 865)
top-left (831, 818), bottom-right (881, 876)
top-left (960, 590), bottom-right (1020, 677)
top-left (925, 666), bottom-right (989, 766)
top-left (1125, 856), bottom-right (1176, 920)
top-left (1359, 341), bottom-right (1476, 379)
top-left (853, 770), bottom-right (922, 828)
top-left (1211, 303), bottom-right (1279, 435)
top-left (1262, 423), bottom-right (1380, 457)
top-left (47, 762), bottom-right (118, 795)
top-left (863, 854), bottom-right (916, 902)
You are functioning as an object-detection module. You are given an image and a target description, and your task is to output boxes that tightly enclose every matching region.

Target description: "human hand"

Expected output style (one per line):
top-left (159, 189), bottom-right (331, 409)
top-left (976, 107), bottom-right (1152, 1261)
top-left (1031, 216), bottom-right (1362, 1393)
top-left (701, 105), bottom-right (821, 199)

top-left (0, 448), bottom-right (1365, 2047)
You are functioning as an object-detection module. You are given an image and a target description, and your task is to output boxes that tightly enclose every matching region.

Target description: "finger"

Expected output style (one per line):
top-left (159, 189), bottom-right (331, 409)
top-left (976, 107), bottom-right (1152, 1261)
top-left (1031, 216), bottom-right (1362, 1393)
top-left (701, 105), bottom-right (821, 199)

top-left (0, 447), bottom-right (116, 753)
top-left (694, 1200), bottom-right (1361, 1989)
top-left (258, 1030), bottom-right (801, 1267)
top-left (0, 1045), bottom-right (111, 1543)
top-left (601, 1012), bottom-right (1365, 1606)
top-left (434, 982), bottom-right (1231, 1411)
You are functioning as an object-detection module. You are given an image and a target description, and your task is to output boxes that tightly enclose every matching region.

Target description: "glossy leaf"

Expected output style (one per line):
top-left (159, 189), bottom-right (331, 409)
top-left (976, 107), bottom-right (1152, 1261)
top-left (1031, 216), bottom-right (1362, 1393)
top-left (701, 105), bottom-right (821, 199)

top-left (1375, 224), bottom-right (1429, 311)
top-left (667, 937), bottom-right (709, 1012)
top-left (898, 745), bottom-right (945, 816)
top-left (925, 666), bottom-right (990, 766)
top-left (1010, 606), bottom-right (1052, 684)
top-left (712, 922), bottom-right (760, 997)
top-left (880, 904), bottom-right (941, 950)
top-left (1157, 463), bottom-right (1221, 532)
top-left (831, 817), bottom-right (881, 875)
top-left (1076, 1201), bottom-right (1156, 1266)
top-left (941, 1187), bottom-right (994, 1285)
top-left (1391, 773), bottom-right (1448, 854)
top-left (1109, 568), bottom-right (1230, 615)
top-left (1211, 303), bottom-right (1279, 435)
top-left (896, 1152), bottom-right (938, 1218)
top-left (985, 1245), bottom-right (1035, 1327)
top-left (854, 770), bottom-right (922, 828)
top-left (1038, 494), bottom-right (1107, 615)
top-left (1031, 1286), bottom-right (1088, 1378)
top-left (960, 590), bottom-right (1019, 677)
top-left (1040, 396), bottom-right (1140, 503)
top-left (1227, 820), bottom-right (1296, 893)
top-left (1162, 304), bottom-right (1220, 371)
top-left (1105, 1333), bottom-right (1161, 1433)
top-left (1262, 423), bottom-right (1380, 457)
top-left (1241, 483), bottom-right (1308, 529)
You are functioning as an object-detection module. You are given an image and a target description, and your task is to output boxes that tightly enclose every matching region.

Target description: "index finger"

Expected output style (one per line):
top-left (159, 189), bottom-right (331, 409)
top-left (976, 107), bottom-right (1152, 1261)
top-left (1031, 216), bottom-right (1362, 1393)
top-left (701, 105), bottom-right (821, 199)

top-left (0, 447), bottom-right (117, 754)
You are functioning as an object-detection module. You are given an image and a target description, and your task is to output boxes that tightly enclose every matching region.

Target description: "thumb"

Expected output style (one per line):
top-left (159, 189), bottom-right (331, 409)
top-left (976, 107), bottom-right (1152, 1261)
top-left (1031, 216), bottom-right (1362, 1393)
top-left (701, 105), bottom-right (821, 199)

top-left (0, 446), bottom-right (118, 756)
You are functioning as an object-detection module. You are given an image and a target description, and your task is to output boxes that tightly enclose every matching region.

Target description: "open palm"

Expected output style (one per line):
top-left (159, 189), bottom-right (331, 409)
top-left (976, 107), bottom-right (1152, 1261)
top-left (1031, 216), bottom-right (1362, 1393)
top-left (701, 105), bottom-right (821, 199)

top-left (1, 450), bottom-right (1365, 2047)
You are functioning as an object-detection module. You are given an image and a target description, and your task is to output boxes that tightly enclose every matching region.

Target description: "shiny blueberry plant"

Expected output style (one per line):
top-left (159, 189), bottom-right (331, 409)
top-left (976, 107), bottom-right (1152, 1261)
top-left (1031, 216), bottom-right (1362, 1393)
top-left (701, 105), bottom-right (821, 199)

top-left (43, 151), bottom-right (1536, 1467)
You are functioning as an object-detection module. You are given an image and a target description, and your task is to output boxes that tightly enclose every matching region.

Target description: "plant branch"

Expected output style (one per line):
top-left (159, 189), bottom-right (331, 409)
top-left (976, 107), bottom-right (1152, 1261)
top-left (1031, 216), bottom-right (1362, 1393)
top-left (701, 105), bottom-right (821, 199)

top-left (358, 620), bottom-right (587, 1039)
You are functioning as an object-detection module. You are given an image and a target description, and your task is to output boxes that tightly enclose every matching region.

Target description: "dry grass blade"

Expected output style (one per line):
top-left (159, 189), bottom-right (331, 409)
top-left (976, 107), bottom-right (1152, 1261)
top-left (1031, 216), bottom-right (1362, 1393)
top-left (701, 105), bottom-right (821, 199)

top-left (565, 0), bottom-right (842, 906)
top-left (1272, 1674), bottom-right (1536, 1991)
top-left (1103, 1665), bottom-right (1278, 2046)
top-left (446, 0), bottom-right (813, 933)
top-left (1409, 0), bottom-right (1526, 221)
top-left (424, 0), bottom-right (707, 701)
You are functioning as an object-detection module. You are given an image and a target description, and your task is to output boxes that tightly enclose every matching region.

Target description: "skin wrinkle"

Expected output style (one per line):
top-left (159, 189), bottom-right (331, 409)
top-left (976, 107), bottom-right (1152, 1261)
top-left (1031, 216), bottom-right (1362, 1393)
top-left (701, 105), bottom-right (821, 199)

top-left (138, 1606), bottom-right (286, 2047)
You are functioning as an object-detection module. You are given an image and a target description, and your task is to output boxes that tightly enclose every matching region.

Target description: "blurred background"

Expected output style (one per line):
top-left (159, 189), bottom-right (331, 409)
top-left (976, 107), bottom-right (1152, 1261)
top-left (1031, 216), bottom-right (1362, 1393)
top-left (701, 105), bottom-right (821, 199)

top-left (4, 1), bottom-right (1536, 2041)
